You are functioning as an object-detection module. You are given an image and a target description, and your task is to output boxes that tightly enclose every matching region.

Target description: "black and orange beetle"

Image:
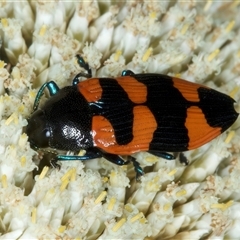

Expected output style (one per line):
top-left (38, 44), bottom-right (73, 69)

top-left (26, 55), bottom-right (239, 178)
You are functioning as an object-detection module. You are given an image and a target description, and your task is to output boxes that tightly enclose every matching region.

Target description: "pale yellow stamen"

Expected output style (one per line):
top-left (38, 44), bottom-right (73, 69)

top-left (149, 12), bottom-right (156, 19)
top-left (78, 150), bottom-right (86, 156)
top-left (225, 21), bottom-right (235, 32)
top-left (207, 49), bottom-right (220, 62)
top-left (139, 217), bottom-right (147, 224)
top-left (39, 166), bottom-right (49, 179)
top-left (181, 24), bottom-right (189, 35)
top-left (102, 177), bottom-right (109, 183)
top-left (142, 48), bottom-right (153, 62)
top-left (5, 113), bottom-right (15, 126)
top-left (18, 133), bottom-right (27, 147)
top-left (1, 175), bottom-right (7, 188)
top-left (107, 197), bottom-right (116, 211)
top-left (230, 0), bottom-right (240, 8)
top-left (163, 203), bottom-right (171, 211)
top-left (1, 18), bottom-right (8, 27)
top-left (225, 131), bottom-right (235, 144)
top-left (18, 105), bottom-right (25, 113)
top-left (112, 218), bottom-right (126, 232)
top-left (114, 50), bottom-right (122, 62)
top-left (130, 212), bottom-right (144, 223)
top-left (20, 156), bottom-right (26, 167)
top-left (176, 189), bottom-right (187, 197)
top-left (145, 156), bottom-right (158, 163)
top-left (229, 86), bottom-right (239, 99)
top-left (124, 204), bottom-right (133, 212)
top-left (58, 225), bottom-right (66, 233)
top-left (60, 179), bottom-right (69, 191)
top-left (29, 90), bottom-right (36, 99)
top-left (39, 25), bottom-right (47, 36)
top-left (110, 171), bottom-right (117, 178)
top-left (211, 200), bottom-right (234, 211)
top-left (31, 208), bottom-right (37, 224)
top-left (146, 178), bottom-right (160, 192)
top-left (61, 168), bottom-right (74, 182)
top-left (94, 191), bottom-right (107, 204)
top-left (168, 169), bottom-right (177, 176)
top-left (0, 61), bottom-right (5, 68)
top-left (204, 0), bottom-right (212, 11)
top-left (5, 113), bottom-right (18, 125)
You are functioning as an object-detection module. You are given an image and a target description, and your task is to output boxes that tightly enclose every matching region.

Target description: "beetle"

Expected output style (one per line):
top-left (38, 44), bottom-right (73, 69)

top-left (26, 55), bottom-right (239, 178)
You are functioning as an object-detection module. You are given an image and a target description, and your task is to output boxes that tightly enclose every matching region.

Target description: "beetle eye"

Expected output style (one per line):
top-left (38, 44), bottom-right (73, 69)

top-left (26, 110), bottom-right (51, 148)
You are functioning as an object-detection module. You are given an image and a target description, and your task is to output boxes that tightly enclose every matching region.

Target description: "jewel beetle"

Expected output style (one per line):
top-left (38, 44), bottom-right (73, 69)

top-left (26, 55), bottom-right (239, 178)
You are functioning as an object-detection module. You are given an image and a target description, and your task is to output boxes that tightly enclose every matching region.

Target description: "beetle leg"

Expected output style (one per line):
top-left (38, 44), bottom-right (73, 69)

top-left (72, 55), bottom-right (92, 85)
top-left (75, 54), bottom-right (92, 78)
top-left (72, 72), bottom-right (92, 86)
top-left (49, 148), bottom-right (144, 180)
top-left (148, 151), bottom-right (175, 160)
top-left (101, 152), bottom-right (130, 166)
top-left (127, 156), bottom-right (144, 181)
top-left (33, 81), bottom-right (59, 111)
top-left (101, 153), bottom-right (144, 180)
top-left (49, 149), bottom-right (127, 167)
top-left (121, 70), bottom-right (135, 76)
top-left (50, 148), bottom-right (102, 168)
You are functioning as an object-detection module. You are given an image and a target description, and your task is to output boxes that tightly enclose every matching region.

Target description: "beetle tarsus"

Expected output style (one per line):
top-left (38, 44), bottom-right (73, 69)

top-left (101, 152), bottom-right (129, 166)
top-left (129, 156), bottom-right (144, 181)
top-left (179, 152), bottom-right (189, 165)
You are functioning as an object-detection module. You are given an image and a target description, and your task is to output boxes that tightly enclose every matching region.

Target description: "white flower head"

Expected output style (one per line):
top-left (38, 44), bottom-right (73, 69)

top-left (1, 1), bottom-right (240, 239)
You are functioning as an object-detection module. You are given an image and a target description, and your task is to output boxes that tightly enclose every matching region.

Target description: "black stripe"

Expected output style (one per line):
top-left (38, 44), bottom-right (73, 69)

top-left (198, 87), bottom-right (238, 132)
top-left (92, 78), bottom-right (134, 145)
top-left (133, 74), bottom-right (189, 152)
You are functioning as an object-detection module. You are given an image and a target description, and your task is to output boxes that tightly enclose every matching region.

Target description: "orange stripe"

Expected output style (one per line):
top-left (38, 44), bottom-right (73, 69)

top-left (116, 76), bottom-right (147, 104)
top-left (185, 106), bottom-right (221, 149)
top-left (172, 77), bottom-right (209, 102)
top-left (78, 78), bottom-right (102, 102)
top-left (92, 106), bottom-right (157, 154)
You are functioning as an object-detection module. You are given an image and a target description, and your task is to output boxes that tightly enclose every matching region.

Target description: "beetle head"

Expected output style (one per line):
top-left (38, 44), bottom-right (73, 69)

top-left (26, 110), bottom-right (51, 149)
